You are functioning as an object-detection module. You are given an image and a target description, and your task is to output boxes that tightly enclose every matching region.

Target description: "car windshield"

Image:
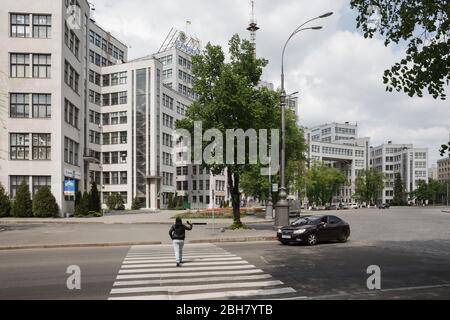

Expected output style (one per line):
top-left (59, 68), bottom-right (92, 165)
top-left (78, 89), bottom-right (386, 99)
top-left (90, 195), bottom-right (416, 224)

top-left (291, 217), bottom-right (322, 226)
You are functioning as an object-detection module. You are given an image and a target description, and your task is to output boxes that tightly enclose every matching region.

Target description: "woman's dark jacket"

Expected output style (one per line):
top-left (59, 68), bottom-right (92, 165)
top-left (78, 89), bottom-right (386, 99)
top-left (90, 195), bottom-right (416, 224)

top-left (169, 223), bottom-right (193, 240)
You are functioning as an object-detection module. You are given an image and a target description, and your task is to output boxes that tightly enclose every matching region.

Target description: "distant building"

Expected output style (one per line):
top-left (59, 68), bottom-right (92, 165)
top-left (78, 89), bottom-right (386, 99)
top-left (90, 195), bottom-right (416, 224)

top-left (370, 142), bottom-right (428, 204)
top-left (304, 122), bottom-right (370, 204)
top-left (437, 157), bottom-right (450, 182)
top-left (429, 164), bottom-right (438, 181)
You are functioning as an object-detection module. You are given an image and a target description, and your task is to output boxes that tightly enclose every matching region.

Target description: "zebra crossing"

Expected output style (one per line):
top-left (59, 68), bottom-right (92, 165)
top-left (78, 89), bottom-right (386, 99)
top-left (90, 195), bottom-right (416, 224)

top-left (108, 244), bottom-right (296, 300)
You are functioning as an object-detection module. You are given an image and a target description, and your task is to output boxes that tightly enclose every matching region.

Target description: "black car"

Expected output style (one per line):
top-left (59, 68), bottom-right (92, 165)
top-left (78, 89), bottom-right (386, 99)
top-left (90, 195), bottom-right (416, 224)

top-left (378, 203), bottom-right (390, 209)
top-left (277, 215), bottom-right (351, 246)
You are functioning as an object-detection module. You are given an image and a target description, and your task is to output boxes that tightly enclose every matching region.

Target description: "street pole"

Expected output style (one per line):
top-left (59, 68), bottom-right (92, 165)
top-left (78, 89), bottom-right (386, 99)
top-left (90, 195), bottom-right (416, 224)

top-left (266, 146), bottom-right (273, 219)
top-left (274, 12), bottom-right (333, 227)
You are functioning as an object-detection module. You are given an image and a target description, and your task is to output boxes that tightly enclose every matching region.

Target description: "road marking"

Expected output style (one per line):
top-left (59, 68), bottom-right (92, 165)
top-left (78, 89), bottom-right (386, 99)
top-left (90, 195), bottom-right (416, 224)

top-left (109, 244), bottom-right (296, 300)
top-left (111, 280), bottom-right (284, 295)
top-left (121, 260), bottom-right (249, 269)
top-left (116, 269), bottom-right (266, 280)
top-left (113, 274), bottom-right (273, 287)
top-left (123, 257), bottom-right (242, 264)
top-left (108, 288), bottom-right (297, 300)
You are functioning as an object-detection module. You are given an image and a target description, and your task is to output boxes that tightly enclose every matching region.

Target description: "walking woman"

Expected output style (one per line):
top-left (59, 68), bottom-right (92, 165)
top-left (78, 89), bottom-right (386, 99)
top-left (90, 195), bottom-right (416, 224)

top-left (169, 217), bottom-right (193, 267)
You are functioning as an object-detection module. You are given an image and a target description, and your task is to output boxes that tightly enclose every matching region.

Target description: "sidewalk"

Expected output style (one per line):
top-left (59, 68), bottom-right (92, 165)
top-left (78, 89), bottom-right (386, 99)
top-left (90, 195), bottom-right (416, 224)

top-left (0, 221), bottom-right (277, 250)
top-left (0, 209), bottom-right (273, 225)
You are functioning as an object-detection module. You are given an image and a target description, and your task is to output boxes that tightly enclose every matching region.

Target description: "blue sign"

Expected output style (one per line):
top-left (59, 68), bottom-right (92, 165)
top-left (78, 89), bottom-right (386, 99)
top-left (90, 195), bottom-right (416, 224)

top-left (64, 180), bottom-right (75, 197)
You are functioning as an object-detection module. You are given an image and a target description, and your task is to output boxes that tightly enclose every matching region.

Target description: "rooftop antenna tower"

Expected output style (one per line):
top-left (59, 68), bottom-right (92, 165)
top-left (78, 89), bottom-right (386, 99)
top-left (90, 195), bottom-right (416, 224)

top-left (247, 0), bottom-right (259, 57)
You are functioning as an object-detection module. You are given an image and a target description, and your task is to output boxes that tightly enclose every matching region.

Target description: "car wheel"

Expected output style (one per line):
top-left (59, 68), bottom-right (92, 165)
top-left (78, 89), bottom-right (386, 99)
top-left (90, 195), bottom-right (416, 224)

top-left (307, 233), bottom-right (318, 246)
top-left (338, 233), bottom-right (348, 243)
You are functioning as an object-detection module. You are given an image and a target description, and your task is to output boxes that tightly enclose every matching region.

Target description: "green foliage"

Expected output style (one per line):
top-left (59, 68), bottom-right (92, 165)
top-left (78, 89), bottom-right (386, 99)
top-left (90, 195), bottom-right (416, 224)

top-left (351, 0), bottom-right (450, 100)
top-left (32, 186), bottom-right (59, 217)
top-left (106, 193), bottom-right (125, 211)
top-left (0, 183), bottom-right (11, 217)
top-left (411, 179), bottom-right (448, 205)
top-left (392, 173), bottom-right (406, 206)
top-left (176, 34), bottom-right (306, 228)
top-left (305, 162), bottom-right (347, 206)
top-left (75, 191), bottom-right (90, 217)
top-left (131, 197), bottom-right (145, 210)
top-left (88, 182), bottom-right (101, 213)
top-left (354, 168), bottom-right (385, 205)
top-left (75, 190), bottom-right (82, 208)
top-left (11, 180), bottom-right (32, 217)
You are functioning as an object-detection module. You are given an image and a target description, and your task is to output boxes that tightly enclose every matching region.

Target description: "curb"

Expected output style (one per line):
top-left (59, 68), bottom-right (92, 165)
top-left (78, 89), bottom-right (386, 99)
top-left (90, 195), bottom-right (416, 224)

top-left (0, 237), bottom-right (277, 251)
top-left (0, 220), bottom-right (274, 225)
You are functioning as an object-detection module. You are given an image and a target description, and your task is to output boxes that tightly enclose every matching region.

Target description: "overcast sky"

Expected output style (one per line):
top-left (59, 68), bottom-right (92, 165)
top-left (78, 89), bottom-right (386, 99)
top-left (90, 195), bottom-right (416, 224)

top-left (92, 0), bottom-right (449, 166)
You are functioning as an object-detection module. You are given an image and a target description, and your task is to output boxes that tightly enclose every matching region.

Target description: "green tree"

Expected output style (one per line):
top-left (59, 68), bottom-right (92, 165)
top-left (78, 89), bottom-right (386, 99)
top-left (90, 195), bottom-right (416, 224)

top-left (392, 173), bottom-right (406, 206)
top-left (32, 186), bottom-right (59, 217)
top-left (412, 180), bottom-right (431, 203)
top-left (75, 191), bottom-right (90, 217)
top-left (305, 162), bottom-right (347, 206)
top-left (354, 168), bottom-right (385, 205)
top-left (131, 197), bottom-right (144, 210)
top-left (106, 193), bottom-right (124, 211)
top-left (11, 180), bottom-right (32, 217)
top-left (0, 183), bottom-right (11, 217)
top-left (351, 0), bottom-right (450, 100)
top-left (177, 35), bottom-right (305, 228)
top-left (88, 182), bottom-right (101, 213)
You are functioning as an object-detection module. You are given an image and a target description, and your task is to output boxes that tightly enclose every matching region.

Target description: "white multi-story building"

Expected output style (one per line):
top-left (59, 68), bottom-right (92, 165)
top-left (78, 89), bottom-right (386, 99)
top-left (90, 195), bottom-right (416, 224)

top-left (304, 122), bottom-right (371, 204)
top-left (370, 142), bottom-right (429, 204)
top-left (0, 0), bottom-right (228, 215)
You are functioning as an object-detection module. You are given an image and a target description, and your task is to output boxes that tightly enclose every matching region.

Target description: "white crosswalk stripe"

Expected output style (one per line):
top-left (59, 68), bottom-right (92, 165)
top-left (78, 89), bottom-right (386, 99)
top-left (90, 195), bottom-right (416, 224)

top-left (109, 244), bottom-right (296, 300)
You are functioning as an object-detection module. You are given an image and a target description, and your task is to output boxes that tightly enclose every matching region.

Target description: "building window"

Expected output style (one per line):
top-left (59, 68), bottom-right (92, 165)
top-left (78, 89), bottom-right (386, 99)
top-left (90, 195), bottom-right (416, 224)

top-left (119, 92), bottom-right (127, 104)
top-left (103, 172), bottom-right (110, 185)
top-left (111, 172), bottom-right (119, 185)
top-left (32, 176), bottom-right (51, 195)
top-left (119, 72), bottom-right (127, 84)
top-left (120, 171), bottom-right (127, 185)
top-left (10, 53), bottom-right (30, 78)
top-left (120, 131), bottom-right (127, 144)
top-left (32, 15), bottom-right (51, 39)
top-left (10, 93), bottom-right (29, 118)
top-left (9, 176), bottom-right (29, 198)
top-left (32, 54), bottom-right (51, 78)
top-left (10, 133), bottom-right (30, 160)
top-left (64, 99), bottom-right (79, 128)
top-left (64, 137), bottom-right (79, 166)
top-left (11, 14), bottom-right (31, 38)
top-left (32, 94), bottom-right (51, 118)
top-left (32, 134), bottom-right (51, 160)
top-left (64, 60), bottom-right (79, 93)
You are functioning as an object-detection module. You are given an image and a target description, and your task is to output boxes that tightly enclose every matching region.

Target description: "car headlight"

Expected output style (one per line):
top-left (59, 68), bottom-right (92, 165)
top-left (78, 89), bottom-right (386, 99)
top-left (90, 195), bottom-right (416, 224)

top-left (293, 229), bottom-right (306, 235)
top-left (277, 229), bottom-right (282, 233)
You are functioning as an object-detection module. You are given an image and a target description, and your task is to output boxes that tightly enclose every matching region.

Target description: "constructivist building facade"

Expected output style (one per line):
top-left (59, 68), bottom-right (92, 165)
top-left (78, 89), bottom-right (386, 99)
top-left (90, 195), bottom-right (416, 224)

top-left (437, 157), bottom-right (450, 183)
top-left (0, 0), bottom-right (228, 215)
top-left (304, 122), bottom-right (371, 204)
top-left (370, 142), bottom-right (429, 204)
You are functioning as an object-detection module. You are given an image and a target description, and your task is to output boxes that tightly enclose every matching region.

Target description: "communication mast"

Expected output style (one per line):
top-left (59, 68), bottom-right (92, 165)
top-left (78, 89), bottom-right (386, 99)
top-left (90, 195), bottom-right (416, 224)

top-left (247, 0), bottom-right (259, 57)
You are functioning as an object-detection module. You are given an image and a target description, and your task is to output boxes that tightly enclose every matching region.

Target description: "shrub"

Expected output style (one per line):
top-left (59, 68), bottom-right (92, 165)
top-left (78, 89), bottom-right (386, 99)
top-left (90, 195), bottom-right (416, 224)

top-left (131, 197), bottom-right (145, 210)
top-left (75, 191), bottom-right (90, 217)
top-left (12, 180), bottom-right (32, 217)
top-left (32, 186), bottom-right (59, 217)
top-left (88, 182), bottom-right (102, 213)
top-left (107, 193), bottom-right (125, 211)
top-left (0, 183), bottom-right (11, 217)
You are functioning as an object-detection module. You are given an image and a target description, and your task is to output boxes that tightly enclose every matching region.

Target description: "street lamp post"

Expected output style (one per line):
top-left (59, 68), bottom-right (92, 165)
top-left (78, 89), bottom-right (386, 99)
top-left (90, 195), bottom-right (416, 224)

top-left (266, 145), bottom-right (273, 219)
top-left (275, 12), bottom-right (333, 227)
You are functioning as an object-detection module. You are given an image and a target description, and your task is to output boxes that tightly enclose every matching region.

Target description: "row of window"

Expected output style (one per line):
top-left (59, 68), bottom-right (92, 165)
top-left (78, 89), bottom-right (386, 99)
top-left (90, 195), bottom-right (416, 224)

top-left (10, 133), bottom-right (51, 161)
top-left (162, 94), bottom-right (174, 110)
top-left (178, 56), bottom-right (192, 70)
top-left (103, 171), bottom-right (128, 185)
top-left (322, 147), bottom-right (353, 157)
top-left (64, 99), bottom-right (80, 129)
top-left (9, 93), bottom-right (51, 119)
top-left (102, 131), bottom-right (128, 145)
top-left (9, 175), bottom-right (51, 199)
top-left (64, 60), bottom-right (80, 93)
top-left (10, 13), bottom-right (51, 39)
top-left (10, 53), bottom-right (51, 78)
top-left (163, 113), bottom-right (174, 129)
top-left (162, 133), bottom-right (173, 148)
top-left (179, 70), bottom-right (194, 84)
top-left (64, 137), bottom-right (80, 166)
top-left (335, 127), bottom-right (356, 135)
top-left (159, 55), bottom-right (173, 66)
top-left (162, 152), bottom-right (173, 167)
top-left (103, 72), bottom-right (127, 87)
top-left (162, 69), bottom-right (172, 80)
top-left (103, 111), bottom-right (127, 125)
top-left (89, 30), bottom-right (125, 61)
top-left (162, 172), bottom-right (174, 186)
top-left (176, 166), bottom-right (215, 176)
top-left (89, 50), bottom-right (114, 67)
top-left (102, 151), bottom-right (128, 165)
top-left (64, 22), bottom-right (80, 59)
top-left (101, 92), bottom-right (128, 106)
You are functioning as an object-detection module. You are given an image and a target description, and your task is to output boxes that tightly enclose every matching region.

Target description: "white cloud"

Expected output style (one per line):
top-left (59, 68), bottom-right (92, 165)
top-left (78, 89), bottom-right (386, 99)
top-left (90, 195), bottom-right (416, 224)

top-left (91, 0), bottom-right (450, 165)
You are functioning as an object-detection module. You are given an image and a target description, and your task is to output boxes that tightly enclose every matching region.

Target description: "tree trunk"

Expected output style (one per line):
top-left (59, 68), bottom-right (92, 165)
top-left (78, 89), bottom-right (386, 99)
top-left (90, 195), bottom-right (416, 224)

top-left (227, 170), bottom-right (242, 226)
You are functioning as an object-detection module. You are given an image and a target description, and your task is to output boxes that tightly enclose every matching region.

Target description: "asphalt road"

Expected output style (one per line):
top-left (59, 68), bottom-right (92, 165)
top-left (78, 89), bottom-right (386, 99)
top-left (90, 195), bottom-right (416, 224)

top-left (1, 207), bottom-right (450, 300)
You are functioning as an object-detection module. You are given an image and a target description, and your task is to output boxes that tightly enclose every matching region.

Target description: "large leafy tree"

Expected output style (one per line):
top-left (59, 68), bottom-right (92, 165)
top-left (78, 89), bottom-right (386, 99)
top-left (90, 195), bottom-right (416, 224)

top-left (354, 168), bottom-right (385, 205)
top-left (177, 35), bottom-right (304, 228)
top-left (305, 162), bottom-right (347, 206)
top-left (351, 0), bottom-right (450, 100)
